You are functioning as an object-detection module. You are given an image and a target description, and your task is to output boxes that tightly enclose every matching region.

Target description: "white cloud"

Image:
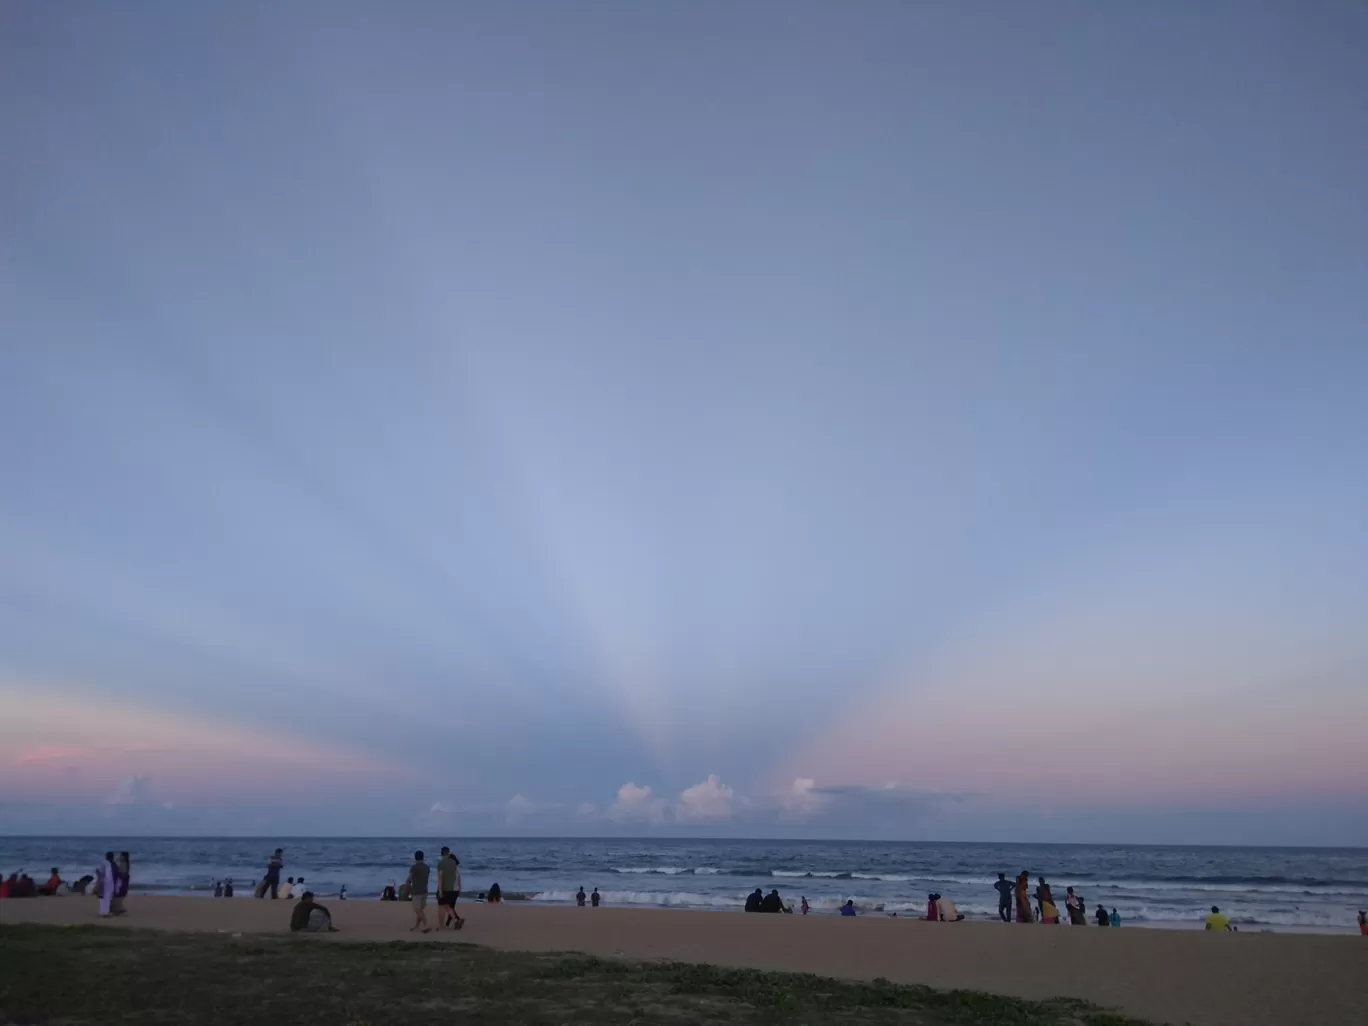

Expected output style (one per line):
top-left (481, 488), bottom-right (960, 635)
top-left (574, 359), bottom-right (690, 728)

top-left (576, 801), bottom-right (599, 818)
top-left (506, 793), bottom-right (536, 824)
top-left (676, 774), bottom-right (736, 821)
top-left (607, 781), bottom-right (666, 824)
top-left (416, 801), bottom-right (453, 828)
top-left (107, 775), bottom-right (150, 806)
top-left (778, 777), bottom-right (826, 817)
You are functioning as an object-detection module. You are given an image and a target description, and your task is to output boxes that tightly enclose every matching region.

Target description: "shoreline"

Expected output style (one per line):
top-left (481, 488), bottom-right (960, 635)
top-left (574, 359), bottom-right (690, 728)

top-left (3, 895), bottom-right (1364, 1026)
top-left (70, 887), bottom-right (1364, 935)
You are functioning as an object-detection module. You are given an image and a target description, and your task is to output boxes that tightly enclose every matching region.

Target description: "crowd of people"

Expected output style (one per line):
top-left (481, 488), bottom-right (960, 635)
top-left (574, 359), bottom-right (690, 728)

top-left (989, 871), bottom-right (1121, 926)
top-left (21, 845), bottom-right (1365, 935)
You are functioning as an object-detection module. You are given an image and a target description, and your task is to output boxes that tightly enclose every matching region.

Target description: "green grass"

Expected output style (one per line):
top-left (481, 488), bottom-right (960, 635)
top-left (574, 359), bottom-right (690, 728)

top-left (0, 924), bottom-right (1151, 1025)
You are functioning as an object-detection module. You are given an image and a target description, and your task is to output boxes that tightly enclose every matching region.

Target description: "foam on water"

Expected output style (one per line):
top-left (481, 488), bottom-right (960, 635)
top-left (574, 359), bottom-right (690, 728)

top-left (3, 837), bottom-right (1362, 932)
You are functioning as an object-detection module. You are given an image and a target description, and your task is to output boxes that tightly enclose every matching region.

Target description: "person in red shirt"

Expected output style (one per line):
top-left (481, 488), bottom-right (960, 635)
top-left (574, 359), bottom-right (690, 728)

top-left (39, 867), bottom-right (63, 895)
top-left (0, 873), bottom-right (14, 898)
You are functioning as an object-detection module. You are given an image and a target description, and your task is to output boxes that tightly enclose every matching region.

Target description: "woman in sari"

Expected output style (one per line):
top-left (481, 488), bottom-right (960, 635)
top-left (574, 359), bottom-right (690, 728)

top-left (111, 851), bottom-right (130, 915)
top-left (1014, 871), bottom-right (1034, 923)
top-left (98, 852), bottom-right (117, 918)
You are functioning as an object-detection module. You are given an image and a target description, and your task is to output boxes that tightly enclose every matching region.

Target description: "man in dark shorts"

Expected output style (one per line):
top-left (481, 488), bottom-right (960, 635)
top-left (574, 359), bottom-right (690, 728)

top-left (407, 850), bottom-right (430, 933)
top-left (436, 846), bottom-right (464, 930)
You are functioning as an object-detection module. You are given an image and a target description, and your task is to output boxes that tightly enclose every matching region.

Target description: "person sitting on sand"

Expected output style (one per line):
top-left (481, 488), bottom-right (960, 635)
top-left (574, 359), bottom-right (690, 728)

top-left (397, 879), bottom-right (412, 902)
top-left (577, 886), bottom-right (587, 907)
top-left (591, 887), bottom-right (601, 907)
top-left (744, 888), bottom-right (763, 912)
top-left (1204, 905), bottom-right (1231, 931)
top-left (936, 895), bottom-right (965, 922)
top-left (1095, 904), bottom-right (1110, 926)
top-left (38, 868), bottom-right (63, 895)
top-left (71, 874), bottom-right (94, 896)
top-left (381, 881), bottom-right (397, 901)
top-left (925, 893), bottom-right (939, 921)
top-left (0, 872), bottom-right (15, 898)
top-left (760, 889), bottom-right (784, 913)
top-left (214, 880), bottom-right (223, 898)
top-left (840, 899), bottom-right (857, 917)
top-left (280, 877), bottom-right (295, 900)
top-left (224, 878), bottom-right (235, 898)
top-left (290, 891), bottom-right (338, 933)
top-left (800, 896), bottom-right (809, 915)
top-left (488, 882), bottom-right (502, 904)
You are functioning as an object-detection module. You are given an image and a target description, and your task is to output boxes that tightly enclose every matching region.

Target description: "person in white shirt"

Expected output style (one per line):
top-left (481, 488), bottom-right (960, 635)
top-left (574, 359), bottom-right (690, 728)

top-left (279, 877), bottom-right (295, 900)
top-left (936, 895), bottom-right (964, 921)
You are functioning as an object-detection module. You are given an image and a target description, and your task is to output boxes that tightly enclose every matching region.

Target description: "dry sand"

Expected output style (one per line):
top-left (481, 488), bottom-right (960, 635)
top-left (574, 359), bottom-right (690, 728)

top-left (3, 896), bottom-right (1364, 1026)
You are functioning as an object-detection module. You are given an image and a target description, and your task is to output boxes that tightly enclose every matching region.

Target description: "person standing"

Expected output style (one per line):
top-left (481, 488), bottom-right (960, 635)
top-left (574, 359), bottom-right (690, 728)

top-left (591, 887), bottom-right (601, 907)
top-left (407, 850), bottom-right (431, 933)
top-left (576, 887), bottom-right (587, 907)
top-left (98, 852), bottom-right (117, 917)
top-left (264, 849), bottom-right (284, 899)
top-left (436, 847), bottom-right (463, 930)
top-left (1014, 871), bottom-right (1034, 923)
top-left (1095, 904), bottom-right (1110, 926)
top-left (800, 896), bottom-right (809, 915)
top-left (111, 852), bottom-right (130, 915)
top-left (1357, 909), bottom-right (1366, 935)
top-left (994, 873), bottom-right (1013, 922)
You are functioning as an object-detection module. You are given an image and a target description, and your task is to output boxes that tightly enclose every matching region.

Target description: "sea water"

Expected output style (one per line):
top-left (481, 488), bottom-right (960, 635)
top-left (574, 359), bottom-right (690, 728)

top-left (3, 837), bottom-right (1364, 932)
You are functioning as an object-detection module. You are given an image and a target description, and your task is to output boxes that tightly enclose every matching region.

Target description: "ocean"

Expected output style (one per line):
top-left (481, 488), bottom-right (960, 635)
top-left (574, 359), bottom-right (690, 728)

top-left (3, 837), bottom-right (1365, 932)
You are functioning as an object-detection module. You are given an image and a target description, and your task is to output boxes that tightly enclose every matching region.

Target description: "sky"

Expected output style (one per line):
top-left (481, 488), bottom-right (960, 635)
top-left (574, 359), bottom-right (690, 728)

top-left (1, 1), bottom-right (1366, 844)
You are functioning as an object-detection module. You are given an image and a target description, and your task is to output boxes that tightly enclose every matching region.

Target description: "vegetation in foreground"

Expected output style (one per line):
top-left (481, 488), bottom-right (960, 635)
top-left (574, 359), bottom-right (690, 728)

top-left (0, 924), bottom-right (1149, 1025)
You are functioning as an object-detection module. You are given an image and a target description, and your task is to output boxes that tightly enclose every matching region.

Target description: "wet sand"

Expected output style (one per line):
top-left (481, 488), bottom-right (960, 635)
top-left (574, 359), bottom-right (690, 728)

top-left (4, 896), bottom-right (1364, 1026)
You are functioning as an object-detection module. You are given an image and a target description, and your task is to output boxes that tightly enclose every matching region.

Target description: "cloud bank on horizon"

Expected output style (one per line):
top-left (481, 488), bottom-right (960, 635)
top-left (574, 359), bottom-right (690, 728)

top-left (2, 2), bottom-right (1366, 844)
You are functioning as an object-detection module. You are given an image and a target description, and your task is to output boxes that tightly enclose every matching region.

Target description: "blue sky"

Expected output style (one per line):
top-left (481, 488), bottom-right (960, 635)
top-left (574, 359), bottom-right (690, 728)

top-left (2, 1), bottom-right (1366, 843)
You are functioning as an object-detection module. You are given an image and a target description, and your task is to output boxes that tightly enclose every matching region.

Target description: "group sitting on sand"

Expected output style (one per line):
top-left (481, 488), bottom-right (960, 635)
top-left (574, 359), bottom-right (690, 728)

top-left (290, 890), bottom-right (338, 932)
top-left (744, 887), bottom-right (792, 913)
top-left (924, 893), bottom-right (964, 921)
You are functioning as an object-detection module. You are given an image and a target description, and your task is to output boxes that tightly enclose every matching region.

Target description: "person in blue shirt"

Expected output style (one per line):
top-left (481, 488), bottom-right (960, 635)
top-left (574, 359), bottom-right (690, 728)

top-left (1110, 908), bottom-right (1121, 927)
top-left (840, 900), bottom-right (857, 917)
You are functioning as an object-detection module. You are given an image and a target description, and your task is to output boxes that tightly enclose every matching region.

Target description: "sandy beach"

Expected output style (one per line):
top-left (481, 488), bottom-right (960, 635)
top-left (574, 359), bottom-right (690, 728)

top-left (3, 896), bottom-right (1363, 1026)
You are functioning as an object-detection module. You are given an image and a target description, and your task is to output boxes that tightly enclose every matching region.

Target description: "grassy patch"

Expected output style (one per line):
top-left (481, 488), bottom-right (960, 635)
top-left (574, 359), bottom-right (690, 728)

top-left (0, 924), bottom-right (1150, 1025)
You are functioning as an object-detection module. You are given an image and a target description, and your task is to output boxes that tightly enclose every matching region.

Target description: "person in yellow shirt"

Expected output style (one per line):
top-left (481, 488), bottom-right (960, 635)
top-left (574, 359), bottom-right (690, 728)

top-left (1204, 905), bottom-right (1231, 931)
